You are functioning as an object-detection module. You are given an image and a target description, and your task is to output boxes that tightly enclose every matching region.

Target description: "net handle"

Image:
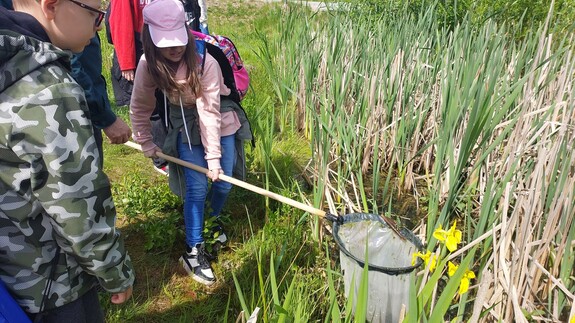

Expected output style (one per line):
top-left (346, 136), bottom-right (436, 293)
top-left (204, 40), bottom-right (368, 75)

top-left (124, 141), bottom-right (329, 218)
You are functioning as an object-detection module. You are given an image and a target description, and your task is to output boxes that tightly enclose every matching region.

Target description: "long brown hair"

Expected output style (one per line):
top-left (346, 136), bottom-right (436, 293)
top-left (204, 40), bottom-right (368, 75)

top-left (141, 24), bottom-right (202, 97)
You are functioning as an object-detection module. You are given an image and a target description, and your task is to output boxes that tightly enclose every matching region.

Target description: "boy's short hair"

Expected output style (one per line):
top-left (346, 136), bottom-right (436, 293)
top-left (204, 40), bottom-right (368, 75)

top-left (12, 0), bottom-right (38, 10)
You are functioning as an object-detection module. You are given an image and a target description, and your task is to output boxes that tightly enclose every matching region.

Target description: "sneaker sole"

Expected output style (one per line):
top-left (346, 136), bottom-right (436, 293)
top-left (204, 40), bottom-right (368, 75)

top-left (179, 256), bottom-right (216, 286)
top-left (153, 166), bottom-right (169, 176)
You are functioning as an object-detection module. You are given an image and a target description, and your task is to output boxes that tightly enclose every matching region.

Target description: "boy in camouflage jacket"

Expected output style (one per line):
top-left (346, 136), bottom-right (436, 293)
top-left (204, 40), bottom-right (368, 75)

top-left (0, 0), bottom-right (135, 320)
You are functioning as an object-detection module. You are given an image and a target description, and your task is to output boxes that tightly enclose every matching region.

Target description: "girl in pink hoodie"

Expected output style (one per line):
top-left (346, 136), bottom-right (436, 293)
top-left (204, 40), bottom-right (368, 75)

top-left (129, 0), bottom-right (241, 286)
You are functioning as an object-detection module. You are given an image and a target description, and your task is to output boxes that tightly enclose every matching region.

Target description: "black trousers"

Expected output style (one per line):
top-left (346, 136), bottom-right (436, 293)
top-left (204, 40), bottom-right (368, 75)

top-left (28, 287), bottom-right (104, 323)
top-left (110, 52), bottom-right (133, 107)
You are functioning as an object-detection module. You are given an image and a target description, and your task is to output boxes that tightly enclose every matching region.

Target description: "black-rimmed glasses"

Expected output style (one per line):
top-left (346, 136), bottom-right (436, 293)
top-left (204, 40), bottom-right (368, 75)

top-left (67, 0), bottom-right (106, 28)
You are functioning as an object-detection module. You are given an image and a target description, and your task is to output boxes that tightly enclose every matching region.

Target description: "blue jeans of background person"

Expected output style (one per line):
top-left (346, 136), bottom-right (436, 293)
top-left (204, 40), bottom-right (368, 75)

top-left (177, 133), bottom-right (236, 247)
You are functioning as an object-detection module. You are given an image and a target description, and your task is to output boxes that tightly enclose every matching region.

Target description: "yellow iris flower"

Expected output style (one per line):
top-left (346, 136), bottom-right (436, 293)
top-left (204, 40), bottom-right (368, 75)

top-left (412, 250), bottom-right (438, 272)
top-left (459, 269), bottom-right (476, 295)
top-left (447, 261), bottom-right (458, 276)
top-left (447, 261), bottom-right (475, 295)
top-left (433, 221), bottom-right (462, 252)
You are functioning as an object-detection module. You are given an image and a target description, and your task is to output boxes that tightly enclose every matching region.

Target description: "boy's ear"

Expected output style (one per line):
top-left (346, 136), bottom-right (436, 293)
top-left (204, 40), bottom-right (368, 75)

top-left (40, 0), bottom-right (60, 20)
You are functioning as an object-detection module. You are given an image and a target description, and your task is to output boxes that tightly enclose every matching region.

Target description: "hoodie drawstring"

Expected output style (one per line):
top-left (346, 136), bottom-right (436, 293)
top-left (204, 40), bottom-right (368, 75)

top-left (163, 93), bottom-right (169, 129)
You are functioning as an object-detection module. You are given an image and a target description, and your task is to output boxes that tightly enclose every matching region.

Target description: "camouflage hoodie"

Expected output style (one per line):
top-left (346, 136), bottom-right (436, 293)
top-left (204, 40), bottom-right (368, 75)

top-left (0, 9), bottom-right (135, 313)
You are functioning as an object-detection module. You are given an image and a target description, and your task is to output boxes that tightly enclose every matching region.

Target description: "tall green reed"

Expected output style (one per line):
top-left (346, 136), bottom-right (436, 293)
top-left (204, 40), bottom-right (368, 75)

top-left (258, 1), bottom-right (575, 321)
top-left (232, 243), bottom-right (335, 322)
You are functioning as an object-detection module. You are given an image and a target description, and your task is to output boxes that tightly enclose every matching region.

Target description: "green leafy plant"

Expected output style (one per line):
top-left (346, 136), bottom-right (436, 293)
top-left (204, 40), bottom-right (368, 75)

top-left (112, 172), bottom-right (182, 251)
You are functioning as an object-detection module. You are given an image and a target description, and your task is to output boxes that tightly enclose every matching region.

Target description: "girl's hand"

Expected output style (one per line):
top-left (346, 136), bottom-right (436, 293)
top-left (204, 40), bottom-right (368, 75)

top-left (208, 168), bottom-right (223, 181)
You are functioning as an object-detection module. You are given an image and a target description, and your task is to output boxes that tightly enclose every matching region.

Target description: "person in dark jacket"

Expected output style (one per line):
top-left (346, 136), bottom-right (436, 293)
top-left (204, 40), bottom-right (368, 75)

top-left (71, 34), bottom-right (132, 158)
top-left (0, 0), bottom-right (11, 9)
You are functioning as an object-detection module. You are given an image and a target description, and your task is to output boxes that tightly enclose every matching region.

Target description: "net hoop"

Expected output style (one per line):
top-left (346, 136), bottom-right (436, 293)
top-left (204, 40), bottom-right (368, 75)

top-left (332, 213), bottom-right (425, 275)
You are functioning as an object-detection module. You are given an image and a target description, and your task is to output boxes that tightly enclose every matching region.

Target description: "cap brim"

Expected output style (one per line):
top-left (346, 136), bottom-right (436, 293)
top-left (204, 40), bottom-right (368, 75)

top-left (149, 25), bottom-right (189, 48)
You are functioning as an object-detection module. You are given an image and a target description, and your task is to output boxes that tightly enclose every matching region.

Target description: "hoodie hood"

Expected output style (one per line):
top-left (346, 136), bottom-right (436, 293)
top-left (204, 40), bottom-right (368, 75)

top-left (0, 6), bottom-right (49, 40)
top-left (0, 7), bottom-right (71, 92)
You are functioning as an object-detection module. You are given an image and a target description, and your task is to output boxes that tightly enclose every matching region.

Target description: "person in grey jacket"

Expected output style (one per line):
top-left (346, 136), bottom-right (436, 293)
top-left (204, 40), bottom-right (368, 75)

top-left (0, 0), bottom-right (134, 321)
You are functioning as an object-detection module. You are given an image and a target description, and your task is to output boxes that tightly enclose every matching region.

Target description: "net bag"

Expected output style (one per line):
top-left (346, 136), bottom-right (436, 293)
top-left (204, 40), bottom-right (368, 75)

top-left (333, 213), bottom-right (424, 323)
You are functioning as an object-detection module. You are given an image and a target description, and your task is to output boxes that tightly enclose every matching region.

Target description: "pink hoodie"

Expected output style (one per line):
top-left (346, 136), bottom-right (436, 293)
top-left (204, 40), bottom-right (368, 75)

top-left (130, 53), bottom-right (241, 170)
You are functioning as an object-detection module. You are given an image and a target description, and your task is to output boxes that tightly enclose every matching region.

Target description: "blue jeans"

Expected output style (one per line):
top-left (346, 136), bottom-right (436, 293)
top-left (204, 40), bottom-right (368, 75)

top-left (177, 133), bottom-right (236, 247)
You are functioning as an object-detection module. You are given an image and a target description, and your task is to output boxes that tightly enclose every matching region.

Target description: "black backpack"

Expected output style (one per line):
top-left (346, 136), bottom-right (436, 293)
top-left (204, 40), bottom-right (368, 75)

top-left (180, 0), bottom-right (202, 32)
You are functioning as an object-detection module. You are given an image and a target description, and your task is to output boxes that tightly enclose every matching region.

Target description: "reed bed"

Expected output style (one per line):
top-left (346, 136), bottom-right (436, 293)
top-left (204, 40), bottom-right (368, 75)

top-left (258, 3), bottom-right (575, 321)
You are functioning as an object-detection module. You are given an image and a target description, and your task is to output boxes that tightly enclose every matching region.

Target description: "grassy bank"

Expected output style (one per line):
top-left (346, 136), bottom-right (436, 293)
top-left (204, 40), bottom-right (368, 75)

top-left (98, 1), bottom-right (331, 322)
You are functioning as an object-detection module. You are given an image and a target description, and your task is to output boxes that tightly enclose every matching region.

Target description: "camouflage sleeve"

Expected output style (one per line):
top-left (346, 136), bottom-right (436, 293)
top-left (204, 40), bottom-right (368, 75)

top-left (10, 81), bottom-right (135, 293)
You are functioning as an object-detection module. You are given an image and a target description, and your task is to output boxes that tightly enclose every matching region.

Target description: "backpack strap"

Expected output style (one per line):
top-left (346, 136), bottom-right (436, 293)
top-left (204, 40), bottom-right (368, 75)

top-left (192, 33), bottom-right (254, 147)
top-left (194, 38), bottom-right (207, 75)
